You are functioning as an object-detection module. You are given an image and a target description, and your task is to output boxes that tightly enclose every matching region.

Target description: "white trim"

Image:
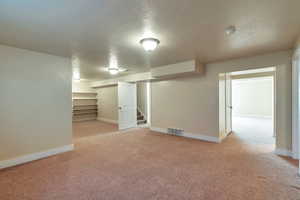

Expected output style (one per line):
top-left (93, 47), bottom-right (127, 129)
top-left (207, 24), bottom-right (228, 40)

top-left (293, 152), bottom-right (300, 159)
top-left (150, 127), bottom-right (220, 143)
top-left (97, 117), bottom-right (118, 124)
top-left (0, 144), bottom-right (74, 170)
top-left (146, 82), bottom-right (151, 126)
top-left (292, 56), bottom-right (300, 160)
top-left (232, 114), bottom-right (273, 119)
top-left (275, 148), bottom-right (293, 158)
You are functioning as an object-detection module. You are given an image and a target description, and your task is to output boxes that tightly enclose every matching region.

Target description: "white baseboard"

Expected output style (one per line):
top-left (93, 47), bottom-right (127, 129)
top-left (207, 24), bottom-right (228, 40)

top-left (0, 144), bottom-right (74, 170)
top-left (97, 117), bottom-right (118, 124)
top-left (274, 148), bottom-right (300, 159)
top-left (275, 148), bottom-right (294, 158)
top-left (293, 153), bottom-right (300, 159)
top-left (150, 127), bottom-right (220, 143)
top-left (233, 114), bottom-right (272, 119)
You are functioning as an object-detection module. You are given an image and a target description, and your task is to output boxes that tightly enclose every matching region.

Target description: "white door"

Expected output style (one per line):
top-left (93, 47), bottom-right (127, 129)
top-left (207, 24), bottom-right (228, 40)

top-left (219, 73), bottom-right (226, 138)
top-left (118, 82), bottom-right (137, 130)
top-left (225, 73), bottom-right (232, 135)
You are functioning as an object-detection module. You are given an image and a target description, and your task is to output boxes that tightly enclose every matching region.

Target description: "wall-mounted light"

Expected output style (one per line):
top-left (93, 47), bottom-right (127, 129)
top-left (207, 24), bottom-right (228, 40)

top-left (140, 38), bottom-right (160, 51)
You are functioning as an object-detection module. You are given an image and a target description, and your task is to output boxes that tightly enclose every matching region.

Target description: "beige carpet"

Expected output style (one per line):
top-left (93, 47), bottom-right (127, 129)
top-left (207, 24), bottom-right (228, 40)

top-left (72, 120), bottom-right (118, 139)
top-left (0, 128), bottom-right (299, 200)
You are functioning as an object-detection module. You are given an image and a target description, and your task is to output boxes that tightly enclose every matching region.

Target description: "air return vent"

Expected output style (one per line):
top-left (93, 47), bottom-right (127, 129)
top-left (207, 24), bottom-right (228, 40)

top-left (167, 128), bottom-right (184, 136)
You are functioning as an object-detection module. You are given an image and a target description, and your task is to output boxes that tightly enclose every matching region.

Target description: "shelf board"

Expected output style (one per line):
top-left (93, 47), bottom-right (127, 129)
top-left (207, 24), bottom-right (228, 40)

top-left (72, 91), bottom-right (97, 94)
top-left (72, 118), bottom-right (97, 122)
top-left (73, 112), bottom-right (97, 116)
top-left (73, 105), bottom-right (97, 107)
top-left (73, 108), bottom-right (97, 111)
top-left (72, 97), bottom-right (96, 100)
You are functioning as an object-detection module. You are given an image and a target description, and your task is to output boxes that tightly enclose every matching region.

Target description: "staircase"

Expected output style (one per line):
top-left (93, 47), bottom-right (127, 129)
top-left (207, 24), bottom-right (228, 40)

top-left (137, 109), bottom-right (147, 125)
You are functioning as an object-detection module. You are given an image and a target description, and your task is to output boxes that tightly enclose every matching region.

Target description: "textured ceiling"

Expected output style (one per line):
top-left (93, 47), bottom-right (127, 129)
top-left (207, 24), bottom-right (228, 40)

top-left (0, 0), bottom-right (300, 80)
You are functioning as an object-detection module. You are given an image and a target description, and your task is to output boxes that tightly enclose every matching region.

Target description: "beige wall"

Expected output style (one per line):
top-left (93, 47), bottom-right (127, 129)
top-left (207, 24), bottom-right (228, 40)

top-left (0, 45), bottom-right (72, 161)
top-left (97, 86), bottom-right (118, 122)
top-left (137, 82), bottom-right (148, 118)
top-left (296, 36), bottom-right (300, 48)
top-left (72, 80), bottom-right (95, 93)
top-left (151, 50), bottom-right (292, 150)
top-left (232, 77), bottom-right (273, 117)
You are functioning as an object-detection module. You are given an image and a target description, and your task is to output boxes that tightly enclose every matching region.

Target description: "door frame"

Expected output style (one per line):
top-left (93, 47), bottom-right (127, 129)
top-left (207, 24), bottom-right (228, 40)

top-left (292, 55), bottom-right (300, 160)
top-left (225, 73), bottom-right (232, 135)
top-left (118, 81), bottom-right (137, 130)
top-left (146, 81), bottom-right (151, 126)
top-left (219, 67), bottom-right (277, 148)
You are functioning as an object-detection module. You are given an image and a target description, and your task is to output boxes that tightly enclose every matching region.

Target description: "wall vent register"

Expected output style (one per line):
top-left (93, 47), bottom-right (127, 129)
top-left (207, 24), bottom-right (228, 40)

top-left (167, 128), bottom-right (184, 135)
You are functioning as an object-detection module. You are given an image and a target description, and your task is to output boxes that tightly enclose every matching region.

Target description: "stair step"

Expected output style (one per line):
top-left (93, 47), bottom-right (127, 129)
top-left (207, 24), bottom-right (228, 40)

top-left (137, 116), bottom-right (144, 120)
top-left (137, 119), bottom-right (147, 125)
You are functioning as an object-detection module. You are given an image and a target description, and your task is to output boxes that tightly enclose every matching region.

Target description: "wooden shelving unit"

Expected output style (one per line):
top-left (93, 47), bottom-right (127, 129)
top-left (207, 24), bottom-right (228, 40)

top-left (72, 92), bottom-right (98, 122)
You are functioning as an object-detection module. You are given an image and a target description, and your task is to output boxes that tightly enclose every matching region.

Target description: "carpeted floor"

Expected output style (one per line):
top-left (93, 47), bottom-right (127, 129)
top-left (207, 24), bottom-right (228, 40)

top-left (72, 120), bottom-right (118, 139)
top-left (233, 116), bottom-right (275, 145)
top-left (0, 128), bottom-right (299, 200)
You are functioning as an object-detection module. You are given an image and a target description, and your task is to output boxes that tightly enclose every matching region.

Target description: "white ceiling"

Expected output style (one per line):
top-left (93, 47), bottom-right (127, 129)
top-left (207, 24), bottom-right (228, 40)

top-left (0, 0), bottom-right (300, 80)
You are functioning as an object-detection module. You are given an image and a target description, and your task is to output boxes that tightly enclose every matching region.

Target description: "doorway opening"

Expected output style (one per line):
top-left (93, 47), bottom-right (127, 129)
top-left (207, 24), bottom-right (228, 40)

top-left (232, 76), bottom-right (275, 146)
top-left (219, 67), bottom-right (276, 149)
top-left (72, 82), bottom-right (119, 140)
top-left (118, 81), bottom-right (150, 130)
top-left (71, 80), bottom-right (151, 139)
top-left (137, 82), bottom-right (149, 126)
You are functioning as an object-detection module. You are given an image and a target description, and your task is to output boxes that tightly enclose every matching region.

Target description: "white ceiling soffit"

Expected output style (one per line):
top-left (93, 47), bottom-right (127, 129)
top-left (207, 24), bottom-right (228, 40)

top-left (91, 59), bottom-right (202, 88)
top-left (230, 67), bottom-right (276, 76)
top-left (232, 76), bottom-right (273, 84)
top-left (0, 0), bottom-right (300, 80)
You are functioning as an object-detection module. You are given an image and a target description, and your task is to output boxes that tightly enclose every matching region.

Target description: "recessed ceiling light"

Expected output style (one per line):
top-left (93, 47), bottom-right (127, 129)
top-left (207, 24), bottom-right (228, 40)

top-left (105, 67), bottom-right (127, 75)
top-left (225, 25), bottom-right (236, 35)
top-left (140, 38), bottom-right (160, 51)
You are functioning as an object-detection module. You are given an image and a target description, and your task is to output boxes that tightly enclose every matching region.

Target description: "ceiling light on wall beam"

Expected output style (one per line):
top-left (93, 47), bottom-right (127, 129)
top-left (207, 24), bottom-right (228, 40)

top-left (140, 38), bottom-right (160, 51)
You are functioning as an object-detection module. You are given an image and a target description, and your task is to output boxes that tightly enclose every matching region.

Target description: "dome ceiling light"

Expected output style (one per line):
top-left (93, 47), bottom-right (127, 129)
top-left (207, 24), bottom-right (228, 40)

top-left (105, 67), bottom-right (127, 75)
top-left (140, 38), bottom-right (160, 51)
top-left (72, 71), bottom-right (80, 81)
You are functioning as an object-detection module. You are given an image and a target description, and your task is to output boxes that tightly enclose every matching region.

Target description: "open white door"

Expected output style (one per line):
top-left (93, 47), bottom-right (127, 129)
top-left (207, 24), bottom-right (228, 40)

top-left (225, 73), bottom-right (232, 135)
top-left (219, 73), bottom-right (226, 138)
top-left (219, 73), bottom-right (232, 140)
top-left (118, 82), bottom-right (137, 130)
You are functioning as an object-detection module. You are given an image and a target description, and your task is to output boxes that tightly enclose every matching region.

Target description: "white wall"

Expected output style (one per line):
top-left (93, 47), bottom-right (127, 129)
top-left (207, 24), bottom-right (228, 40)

top-left (0, 45), bottom-right (72, 162)
top-left (72, 80), bottom-right (95, 93)
top-left (97, 86), bottom-right (118, 123)
top-left (232, 77), bottom-right (273, 118)
top-left (151, 50), bottom-right (292, 150)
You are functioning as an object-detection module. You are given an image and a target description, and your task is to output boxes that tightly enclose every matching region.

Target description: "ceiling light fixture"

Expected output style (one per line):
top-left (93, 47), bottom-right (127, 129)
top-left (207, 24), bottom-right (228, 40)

top-left (140, 38), bottom-right (160, 51)
top-left (73, 71), bottom-right (80, 80)
top-left (105, 67), bottom-right (127, 75)
top-left (225, 25), bottom-right (236, 35)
